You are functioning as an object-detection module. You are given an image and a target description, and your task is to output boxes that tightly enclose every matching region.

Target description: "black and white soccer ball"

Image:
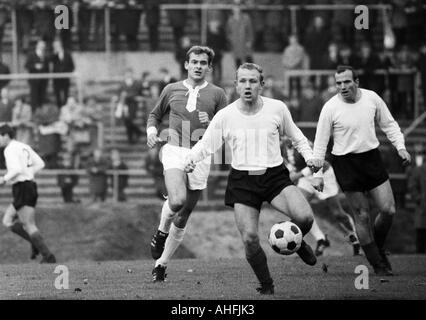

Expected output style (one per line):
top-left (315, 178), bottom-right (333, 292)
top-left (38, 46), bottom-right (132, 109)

top-left (268, 221), bottom-right (303, 255)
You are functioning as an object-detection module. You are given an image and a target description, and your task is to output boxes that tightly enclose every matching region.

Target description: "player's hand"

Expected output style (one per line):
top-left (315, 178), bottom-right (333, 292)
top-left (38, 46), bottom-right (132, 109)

top-left (306, 158), bottom-right (324, 173)
top-left (311, 177), bottom-right (324, 192)
top-left (398, 149), bottom-right (411, 166)
top-left (184, 155), bottom-right (196, 173)
top-left (147, 133), bottom-right (162, 149)
top-left (198, 111), bottom-right (210, 126)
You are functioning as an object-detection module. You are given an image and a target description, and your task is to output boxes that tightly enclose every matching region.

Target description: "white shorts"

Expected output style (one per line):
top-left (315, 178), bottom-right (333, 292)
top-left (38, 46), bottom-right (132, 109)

top-left (160, 143), bottom-right (211, 190)
top-left (297, 166), bottom-right (339, 201)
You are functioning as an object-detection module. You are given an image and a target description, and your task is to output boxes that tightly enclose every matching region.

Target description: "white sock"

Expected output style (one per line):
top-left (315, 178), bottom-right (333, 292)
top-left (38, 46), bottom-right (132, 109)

top-left (310, 219), bottom-right (326, 241)
top-left (158, 200), bottom-right (177, 234)
top-left (155, 223), bottom-right (186, 267)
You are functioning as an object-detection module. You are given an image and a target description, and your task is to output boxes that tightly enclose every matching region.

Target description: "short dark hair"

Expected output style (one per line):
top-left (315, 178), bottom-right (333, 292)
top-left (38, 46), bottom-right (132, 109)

top-left (336, 65), bottom-right (359, 81)
top-left (185, 46), bottom-right (215, 66)
top-left (0, 124), bottom-right (15, 139)
top-left (236, 63), bottom-right (264, 83)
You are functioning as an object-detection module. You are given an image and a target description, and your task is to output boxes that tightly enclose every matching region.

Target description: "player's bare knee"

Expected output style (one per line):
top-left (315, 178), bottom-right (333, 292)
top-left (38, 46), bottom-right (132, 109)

top-left (3, 218), bottom-right (13, 228)
top-left (379, 202), bottom-right (396, 216)
top-left (168, 195), bottom-right (186, 212)
top-left (242, 232), bottom-right (260, 248)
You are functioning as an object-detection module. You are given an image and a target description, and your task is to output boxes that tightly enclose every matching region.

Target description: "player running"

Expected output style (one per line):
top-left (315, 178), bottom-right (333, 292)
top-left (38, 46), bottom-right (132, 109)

top-left (184, 63), bottom-right (322, 295)
top-left (0, 124), bottom-right (56, 263)
top-left (311, 65), bottom-right (411, 276)
top-left (282, 138), bottom-right (360, 256)
top-left (146, 46), bottom-right (228, 282)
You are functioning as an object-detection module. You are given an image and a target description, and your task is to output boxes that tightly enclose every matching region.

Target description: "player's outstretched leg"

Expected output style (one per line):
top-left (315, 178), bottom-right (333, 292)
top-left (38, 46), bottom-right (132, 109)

top-left (151, 199), bottom-right (177, 259)
top-left (234, 204), bottom-right (274, 295)
top-left (271, 186), bottom-right (317, 266)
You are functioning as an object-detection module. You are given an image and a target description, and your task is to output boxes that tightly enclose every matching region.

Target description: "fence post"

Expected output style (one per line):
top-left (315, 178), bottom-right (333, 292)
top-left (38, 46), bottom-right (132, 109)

top-left (113, 170), bottom-right (118, 202)
top-left (201, 4), bottom-right (207, 45)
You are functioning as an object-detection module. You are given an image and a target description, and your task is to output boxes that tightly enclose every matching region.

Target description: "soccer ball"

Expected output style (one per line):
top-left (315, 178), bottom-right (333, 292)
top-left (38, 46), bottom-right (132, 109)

top-left (268, 221), bottom-right (303, 255)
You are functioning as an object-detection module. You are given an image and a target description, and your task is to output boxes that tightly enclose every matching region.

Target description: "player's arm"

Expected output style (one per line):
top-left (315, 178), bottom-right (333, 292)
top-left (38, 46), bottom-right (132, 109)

top-left (374, 93), bottom-right (411, 165)
top-left (1, 149), bottom-right (22, 184)
top-left (29, 148), bottom-right (45, 174)
top-left (146, 86), bottom-right (170, 148)
top-left (312, 104), bottom-right (333, 169)
top-left (198, 89), bottom-right (228, 127)
top-left (185, 112), bottom-right (224, 171)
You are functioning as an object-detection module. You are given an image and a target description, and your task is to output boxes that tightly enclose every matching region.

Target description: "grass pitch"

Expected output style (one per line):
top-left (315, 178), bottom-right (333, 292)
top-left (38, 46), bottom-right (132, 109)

top-left (1, 255), bottom-right (426, 300)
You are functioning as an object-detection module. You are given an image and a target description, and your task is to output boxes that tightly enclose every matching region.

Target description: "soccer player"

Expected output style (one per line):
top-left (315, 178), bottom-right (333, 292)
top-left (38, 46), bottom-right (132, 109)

top-left (0, 124), bottom-right (56, 263)
top-left (282, 138), bottom-right (360, 256)
top-left (311, 65), bottom-right (411, 276)
top-left (184, 63), bottom-right (321, 294)
top-left (146, 46), bottom-right (228, 282)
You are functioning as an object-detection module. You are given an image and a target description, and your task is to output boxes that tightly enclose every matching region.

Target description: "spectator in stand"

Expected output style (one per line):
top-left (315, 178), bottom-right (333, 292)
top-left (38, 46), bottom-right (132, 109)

top-left (112, 0), bottom-right (142, 51)
top-left (337, 44), bottom-right (356, 66)
top-left (33, 1), bottom-right (55, 46)
top-left (408, 142), bottom-right (426, 253)
top-left (87, 148), bottom-right (110, 203)
top-left (320, 75), bottom-right (338, 102)
top-left (0, 87), bottom-right (13, 124)
top-left (109, 148), bottom-right (129, 202)
top-left (0, 55), bottom-right (10, 90)
top-left (416, 44), bottom-right (426, 108)
top-left (33, 103), bottom-right (64, 168)
top-left (391, 0), bottom-right (408, 46)
top-left (25, 39), bottom-right (50, 111)
top-left (157, 67), bottom-right (177, 94)
top-left (226, 0), bottom-right (254, 68)
top-left (115, 68), bottom-right (143, 144)
top-left (320, 42), bottom-right (339, 70)
top-left (405, 0), bottom-right (425, 47)
top-left (303, 16), bottom-right (331, 70)
top-left (144, 0), bottom-right (160, 51)
top-left (250, 0), bottom-right (267, 52)
top-left (262, 75), bottom-right (286, 101)
top-left (354, 42), bottom-right (382, 92)
top-left (52, 39), bottom-right (75, 109)
top-left (282, 34), bottom-right (308, 99)
top-left (57, 152), bottom-right (80, 203)
top-left (91, 0), bottom-right (107, 51)
top-left (331, 0), bottom-right (354, 45)
top-left (80, 96), bottom-right (103, 166)
top-left (264, 0), bottom-right (286, 52)
top-left (58, 0), bottom-right (74, 51)
top-left (296, 84), bottom-right (323, 122)
top-left (393, 45), bottom-right (417, 119)
top-left (60, 96), bottom-right (92, 167)
top-left (175, 36), bottom-right (192, 79)
top-left (206, 19), bottom-right (227, 85)
top-left (11, 96), bottom-right (34, 146)
top-left (15, 0), bottom-right (33, 53)
top-left (166, 0), bottom-right (187, 50)
top-left (77, 0), bottom-right (91, 51)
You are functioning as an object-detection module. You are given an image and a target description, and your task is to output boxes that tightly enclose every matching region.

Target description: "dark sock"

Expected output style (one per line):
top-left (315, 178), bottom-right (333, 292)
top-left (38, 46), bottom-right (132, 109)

top-left (416, 229), bottom-right (426, 253)
top-left (30, 232), bottom-right (52, 258)
top-left (10, 222), bottom-right (33, 243)
top-left (362, 242), bottom-right (384, 268)
top-left (291, 219), bottom-right (311, 236)
top-left (246, 248), bottom-right (273, 286)
top-left (374, 213), bottom-right (393, 250)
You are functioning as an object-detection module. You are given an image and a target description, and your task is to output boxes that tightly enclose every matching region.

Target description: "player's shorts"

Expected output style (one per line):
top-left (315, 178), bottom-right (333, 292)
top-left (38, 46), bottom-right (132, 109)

top-left (12, 180), bottom-right (38, 210)
top-left (225, 163), bottom-right (293, 211)
top-left (160, 143), bottom-right (211, 190)
top-left (297, 166), bottom-right (339, 200)
top-left (331, 148), bottom-right (389, 192)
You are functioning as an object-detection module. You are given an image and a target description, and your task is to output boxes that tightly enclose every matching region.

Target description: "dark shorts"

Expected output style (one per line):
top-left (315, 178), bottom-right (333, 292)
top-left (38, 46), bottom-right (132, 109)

top-left (331, 148), bottom-right (389, 192)
top-left (225, 163), bottom-right (294, 211)
top-left (12, 181), bottom-right (38, 210)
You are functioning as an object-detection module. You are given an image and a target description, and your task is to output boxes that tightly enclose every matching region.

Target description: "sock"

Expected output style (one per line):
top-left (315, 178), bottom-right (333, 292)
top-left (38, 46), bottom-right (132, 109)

top-left (10, 221), bottom-right (33, 243)
top-left (373, 213), bottom-right (393, 250)
top-left (158, 200), bottom-right (177, 234)
top-left (416, 228), bottom-right (426, 254)
top-left (30, 231), bottom-right (52, 259)
top-left (309, 219), bottom-right (326, 241)
top-left (155, 223), bottom-right (185, 267)
top-left (362, 241), bottom-right (384, 268)
top-left (246, 247), bottom-right (273, 286)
